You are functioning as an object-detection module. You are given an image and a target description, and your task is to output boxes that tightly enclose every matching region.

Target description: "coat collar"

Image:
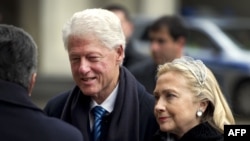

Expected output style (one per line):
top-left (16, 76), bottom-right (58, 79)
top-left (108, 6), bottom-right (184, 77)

top-left (0, 79), bottom-right (41, 111)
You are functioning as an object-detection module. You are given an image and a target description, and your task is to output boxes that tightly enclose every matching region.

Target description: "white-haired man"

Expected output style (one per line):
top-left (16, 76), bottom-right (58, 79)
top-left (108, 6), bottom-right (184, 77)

top-left (44, 8), bottom-right (159, 141)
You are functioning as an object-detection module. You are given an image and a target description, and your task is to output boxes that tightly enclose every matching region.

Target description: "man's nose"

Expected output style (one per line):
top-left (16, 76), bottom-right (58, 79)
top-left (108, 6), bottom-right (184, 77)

top-left (79, 58), bottom-right (91, 73)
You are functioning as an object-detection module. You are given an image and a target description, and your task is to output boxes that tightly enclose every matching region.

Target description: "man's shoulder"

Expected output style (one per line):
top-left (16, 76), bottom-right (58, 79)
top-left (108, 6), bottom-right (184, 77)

top-left (43, 90), bottom-right (71, 117)
top-left (136, 81), bottom-right (155, 105)
top-left (40, 115), bottom-right (83, 141)
top-left (41, 89), bottom-right (84, 141)
top-left (129, 58), bottom-right (155, 74)
top-left (47, 90), bottom-right (70, 104)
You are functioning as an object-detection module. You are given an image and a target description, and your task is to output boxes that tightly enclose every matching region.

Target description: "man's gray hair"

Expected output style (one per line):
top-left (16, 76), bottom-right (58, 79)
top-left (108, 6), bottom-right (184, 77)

top-left (62, 8), bottom-right (126, 51)
top-left (0, 24), bottom-right (38, 90)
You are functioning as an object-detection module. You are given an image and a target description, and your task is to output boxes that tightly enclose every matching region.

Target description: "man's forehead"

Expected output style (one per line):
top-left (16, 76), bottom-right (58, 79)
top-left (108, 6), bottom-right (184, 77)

top-left (148, 27), bottom-right (171, 39)
top-left (149, 26), bottom-right (169, 34)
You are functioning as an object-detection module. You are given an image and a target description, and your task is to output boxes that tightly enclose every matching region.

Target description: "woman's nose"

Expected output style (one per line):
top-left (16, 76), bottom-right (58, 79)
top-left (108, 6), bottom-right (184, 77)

top-left (154, 98), bottom-right (165, 112)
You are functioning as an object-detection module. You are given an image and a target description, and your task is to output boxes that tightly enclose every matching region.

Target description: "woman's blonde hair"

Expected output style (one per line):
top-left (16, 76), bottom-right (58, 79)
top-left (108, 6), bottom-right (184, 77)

top-left (156, 56), bottom-right (235, 132)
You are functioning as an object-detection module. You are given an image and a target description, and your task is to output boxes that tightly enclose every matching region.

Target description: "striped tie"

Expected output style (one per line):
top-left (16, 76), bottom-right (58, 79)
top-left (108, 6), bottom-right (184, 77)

top-left (92, 106), bottom-right (107, 141)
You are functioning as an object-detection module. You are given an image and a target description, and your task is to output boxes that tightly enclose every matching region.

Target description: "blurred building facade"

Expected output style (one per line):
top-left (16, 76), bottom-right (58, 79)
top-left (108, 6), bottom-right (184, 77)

top-left (0, 0), bottom-right (178, 107)
top-left (2, 0), bottom-right (249, 78)
top-left (0, 0), bottom-right (177, 78)
top-left (1, 0), bottom-right (250, 108)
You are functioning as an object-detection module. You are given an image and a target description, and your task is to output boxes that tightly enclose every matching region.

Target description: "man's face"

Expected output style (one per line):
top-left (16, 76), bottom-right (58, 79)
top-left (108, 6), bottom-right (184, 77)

top-left (67, 35), bottom-right (123, 102)
top-left (149, 27), bottom-right (181, 65)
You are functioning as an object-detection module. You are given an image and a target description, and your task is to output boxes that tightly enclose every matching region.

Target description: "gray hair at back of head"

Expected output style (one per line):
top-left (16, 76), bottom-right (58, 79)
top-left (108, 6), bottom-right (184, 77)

top-left (62, 8), bottom-right (126, 51)
top-left (0, 24), bottom-right (38, 90)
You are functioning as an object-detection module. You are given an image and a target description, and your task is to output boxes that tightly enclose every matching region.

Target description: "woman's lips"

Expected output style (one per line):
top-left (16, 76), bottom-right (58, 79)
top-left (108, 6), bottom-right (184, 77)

top-left (158, 116), bottom-right (170, 122)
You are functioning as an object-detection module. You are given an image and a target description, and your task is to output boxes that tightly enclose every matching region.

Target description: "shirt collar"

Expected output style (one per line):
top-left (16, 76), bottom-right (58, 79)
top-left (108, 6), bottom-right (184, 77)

top-left (91, 83), bottom-right (119, 113)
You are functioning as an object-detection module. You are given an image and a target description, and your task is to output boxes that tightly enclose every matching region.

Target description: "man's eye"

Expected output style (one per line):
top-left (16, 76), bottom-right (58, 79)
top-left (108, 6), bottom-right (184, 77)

top-left (157, 39), bottom-right (166, 44)
top-left (70, 57), bottom-right (80, 62)
top-left (149, 38), bottom-right (166, 44)
top-left (88, 56), bottom-right (101, 61)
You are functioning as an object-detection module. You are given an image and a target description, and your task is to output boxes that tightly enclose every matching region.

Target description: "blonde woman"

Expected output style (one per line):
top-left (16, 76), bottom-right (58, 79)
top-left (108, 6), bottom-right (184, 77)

top-left (153, 56), bottom-right (235, 141)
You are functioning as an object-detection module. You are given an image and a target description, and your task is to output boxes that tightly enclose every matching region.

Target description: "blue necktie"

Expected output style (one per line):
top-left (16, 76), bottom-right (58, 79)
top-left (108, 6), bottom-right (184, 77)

top-left (92, 106), bottom-right (107, 141)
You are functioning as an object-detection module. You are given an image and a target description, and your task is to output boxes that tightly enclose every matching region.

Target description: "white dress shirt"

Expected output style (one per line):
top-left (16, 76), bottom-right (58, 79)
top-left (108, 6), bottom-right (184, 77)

top-left (89, 83), bottom-right (119, 130)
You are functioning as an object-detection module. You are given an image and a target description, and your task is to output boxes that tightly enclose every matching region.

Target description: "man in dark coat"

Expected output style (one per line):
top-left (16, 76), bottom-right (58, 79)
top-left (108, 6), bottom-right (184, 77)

top-left (0, 24), bottom-right (83, 141)
top-left (104, 4), bottom-right (149, 71)
top-left (130, 15), bottom-right (188, 94)
top-left (43, 8), bottom-right (159, 141)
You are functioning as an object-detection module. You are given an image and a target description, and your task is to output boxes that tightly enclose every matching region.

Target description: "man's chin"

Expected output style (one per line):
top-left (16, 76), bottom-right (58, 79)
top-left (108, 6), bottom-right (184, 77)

top-left (80, 88), bottom-right (98, 96)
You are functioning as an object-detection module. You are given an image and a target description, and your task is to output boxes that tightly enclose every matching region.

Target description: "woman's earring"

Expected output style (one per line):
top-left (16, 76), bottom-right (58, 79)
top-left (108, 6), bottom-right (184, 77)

top-left (196, 109), bottom-right (203, 117)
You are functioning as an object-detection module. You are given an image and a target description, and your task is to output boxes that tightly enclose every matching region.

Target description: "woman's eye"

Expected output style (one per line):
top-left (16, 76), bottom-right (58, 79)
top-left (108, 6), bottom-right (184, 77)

top-left (165, 93), bottom-right (176, 99)
top-left (154, 95), bottom-right (159, 100)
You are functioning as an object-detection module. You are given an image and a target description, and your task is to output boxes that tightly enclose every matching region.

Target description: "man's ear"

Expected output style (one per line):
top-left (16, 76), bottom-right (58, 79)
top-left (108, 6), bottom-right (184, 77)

top-left (28, 73), bottom-right (37, 96)
top-left (175, 36), bottom-right (186, 56)
top-left (115, 45), bottom-right (125, 64)
top-left (177, 36), bottom-right (186, 48)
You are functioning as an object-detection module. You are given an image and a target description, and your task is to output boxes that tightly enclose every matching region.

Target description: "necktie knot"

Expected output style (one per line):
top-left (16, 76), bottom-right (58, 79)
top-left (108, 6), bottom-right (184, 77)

top-left (92, 106), bottom-right (107, 119)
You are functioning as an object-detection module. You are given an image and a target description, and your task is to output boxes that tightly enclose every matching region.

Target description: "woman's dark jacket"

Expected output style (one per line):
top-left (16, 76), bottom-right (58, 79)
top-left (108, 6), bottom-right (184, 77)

top-left (152, 122), bottom-right (223, 141)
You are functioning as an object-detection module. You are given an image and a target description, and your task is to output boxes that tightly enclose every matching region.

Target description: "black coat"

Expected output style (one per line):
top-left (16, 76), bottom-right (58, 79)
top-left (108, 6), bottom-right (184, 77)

top-left (0, 80), bottom-right (83, 141)
top-left (44, 67), bottom-right (159, 141)
top-left (123, 39), bottom-right (150, 71)
top-left (152, 122), bottom-right (223, 141)
top-left (130, 58), bottom-right (157, 94)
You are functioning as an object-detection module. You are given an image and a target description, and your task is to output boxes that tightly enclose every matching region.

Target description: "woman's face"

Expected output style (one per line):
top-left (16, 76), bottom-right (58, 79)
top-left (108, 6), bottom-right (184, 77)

top-left (154, 71), bottom-right (202, 138)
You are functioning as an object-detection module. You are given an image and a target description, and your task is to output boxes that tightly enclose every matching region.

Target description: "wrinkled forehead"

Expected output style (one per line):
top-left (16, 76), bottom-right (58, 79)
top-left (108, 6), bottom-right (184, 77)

top-left (67, 34), bottom-right (103, 47)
